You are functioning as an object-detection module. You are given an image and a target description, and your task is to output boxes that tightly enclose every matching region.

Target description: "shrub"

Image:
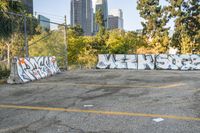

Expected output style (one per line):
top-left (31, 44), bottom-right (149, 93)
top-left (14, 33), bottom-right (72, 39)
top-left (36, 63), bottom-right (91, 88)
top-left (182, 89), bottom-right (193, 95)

top-left (0, 64), bottom-right (10, 80)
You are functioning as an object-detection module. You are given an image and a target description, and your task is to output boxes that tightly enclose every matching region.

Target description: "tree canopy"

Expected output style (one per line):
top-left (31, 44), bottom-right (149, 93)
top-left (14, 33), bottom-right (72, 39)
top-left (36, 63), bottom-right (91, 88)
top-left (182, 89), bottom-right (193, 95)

top-left (137, 0), bottom-right (199, 54)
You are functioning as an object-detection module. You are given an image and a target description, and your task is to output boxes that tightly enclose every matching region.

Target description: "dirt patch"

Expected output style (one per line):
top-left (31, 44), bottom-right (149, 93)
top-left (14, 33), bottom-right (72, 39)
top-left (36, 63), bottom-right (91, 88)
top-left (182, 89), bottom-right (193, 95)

top-left (0, 79), bottom-right (6, 84)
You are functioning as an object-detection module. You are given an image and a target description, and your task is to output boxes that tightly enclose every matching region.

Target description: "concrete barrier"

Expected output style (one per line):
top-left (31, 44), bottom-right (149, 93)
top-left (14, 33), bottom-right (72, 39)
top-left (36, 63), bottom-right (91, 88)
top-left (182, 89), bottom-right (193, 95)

top-left (97, 54), bottom-right (200, 70)
top-left (7, 56), bottom-right (60, 84)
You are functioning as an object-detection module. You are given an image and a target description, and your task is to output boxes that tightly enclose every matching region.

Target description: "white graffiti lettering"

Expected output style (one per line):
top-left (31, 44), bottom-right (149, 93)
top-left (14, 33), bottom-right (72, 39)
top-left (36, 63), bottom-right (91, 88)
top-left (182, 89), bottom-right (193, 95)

top-left (97, 54), bottom-right (200, 70)
top-left (7, 56), bottom-right (60, 84)
top-left (138, 55), bottom-right (155, 70)
top-left (96, 54), bottom-right (137, 69)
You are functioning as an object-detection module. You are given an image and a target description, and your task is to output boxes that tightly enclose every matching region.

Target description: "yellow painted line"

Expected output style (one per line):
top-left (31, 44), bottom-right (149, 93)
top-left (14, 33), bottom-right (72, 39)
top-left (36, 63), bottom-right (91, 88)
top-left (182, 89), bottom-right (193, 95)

top-left (158, 83), bottom-right (184, 89)
top-left (0, 104), bottom-right (200, 121)
top-left (32, 82), bottom-right (184, 89)
top-left (190, 88), bottom-right (200, 93)
top-left (0, 125), bottom-right (26, 133)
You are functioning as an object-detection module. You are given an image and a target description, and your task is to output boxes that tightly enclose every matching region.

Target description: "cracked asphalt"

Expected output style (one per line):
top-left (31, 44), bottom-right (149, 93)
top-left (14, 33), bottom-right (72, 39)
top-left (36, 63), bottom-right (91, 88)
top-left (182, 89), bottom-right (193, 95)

top-left (0, 70), bottom-right (200, 133)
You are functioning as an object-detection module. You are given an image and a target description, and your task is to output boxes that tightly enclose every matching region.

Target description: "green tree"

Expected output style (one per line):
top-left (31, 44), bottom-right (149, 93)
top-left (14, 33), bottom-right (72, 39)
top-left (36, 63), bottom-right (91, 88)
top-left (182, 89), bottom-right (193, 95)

top-left (68, 25), bottom-right (84, 36)
top-left (168, 0), bottom-right (200, 53)
top-left (0, 0), bottom-right (25, 68)
top-left (29, 26), bottom-right (85, 68)
top-left (94, 9), bottom-right (109, 54)
top-left (0, 0), bottom-right (39, 69)
top-left (29, 29), bottom-right (66, 67)
top-left (95, 9), bottom-right (105, 35)
top-left (137, 0), bottom-right (169, 37)
top-left (137, 0), bottom-right (170, 53)
top-left (67, 29), bottom-right (84, 67)
top-left (0, 0), bottom-right (25, 38)
top-left (106, 29), bottom-right (127, 54)
top-left (77, 36), bottom-right (97, 68)
top-left (106, 29), bottom-right (147, 54)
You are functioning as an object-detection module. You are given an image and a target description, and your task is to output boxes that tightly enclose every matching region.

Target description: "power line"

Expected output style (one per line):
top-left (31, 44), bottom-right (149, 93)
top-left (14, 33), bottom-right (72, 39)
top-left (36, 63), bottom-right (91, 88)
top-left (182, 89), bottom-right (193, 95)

top-left (34, 11), bottom-right (64, 18)
top-left (29, 32), bottom-right (53, 47)
top-left (35, 14), bottom-right (65, 21)
top-left (0, 11), bottom-right (67, 26)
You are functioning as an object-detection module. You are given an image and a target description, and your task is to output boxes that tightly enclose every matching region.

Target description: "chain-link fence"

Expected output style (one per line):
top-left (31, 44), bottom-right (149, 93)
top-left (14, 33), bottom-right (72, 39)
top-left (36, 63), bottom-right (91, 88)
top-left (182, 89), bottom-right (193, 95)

top-left (0, 11), bottom-right (99, 72)
top-left (0, 11), bottom-right (69, 70)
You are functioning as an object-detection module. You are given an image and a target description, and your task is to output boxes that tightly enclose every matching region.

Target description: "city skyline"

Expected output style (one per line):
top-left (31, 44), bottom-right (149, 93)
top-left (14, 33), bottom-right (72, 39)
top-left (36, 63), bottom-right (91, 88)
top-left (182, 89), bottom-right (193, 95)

top-left (38, 15), bottom-right (50, 31)
top-left (20, 0), bottom-right (34, 14)
top-left (71, 0), bottom-right (93, 35)
top-left (70, 0), bottom-right (123, 35)
top-left (108, 9), bottom-right (123, 30)
top-left (33, 0), bottom-right (143, 31)
top-left (94, 0), bottom-right (108, 33)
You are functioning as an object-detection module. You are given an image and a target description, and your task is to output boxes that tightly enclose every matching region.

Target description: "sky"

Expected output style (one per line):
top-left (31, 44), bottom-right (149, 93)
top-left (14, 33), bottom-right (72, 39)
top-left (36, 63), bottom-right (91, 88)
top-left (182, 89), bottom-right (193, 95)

top-left (33, 0), bottom-right (171, 31)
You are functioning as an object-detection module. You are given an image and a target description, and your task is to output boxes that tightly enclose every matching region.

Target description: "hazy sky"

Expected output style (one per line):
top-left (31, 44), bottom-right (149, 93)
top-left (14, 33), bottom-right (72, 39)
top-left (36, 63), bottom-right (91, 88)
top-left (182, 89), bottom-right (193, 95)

top-left (33, 0), bottom-right (170, 31)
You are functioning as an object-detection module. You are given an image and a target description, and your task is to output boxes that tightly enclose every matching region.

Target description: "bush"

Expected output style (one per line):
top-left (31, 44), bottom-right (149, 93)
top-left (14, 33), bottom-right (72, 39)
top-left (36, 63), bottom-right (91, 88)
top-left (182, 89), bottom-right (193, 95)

top-left (0, 65), bottom-right (10, 80)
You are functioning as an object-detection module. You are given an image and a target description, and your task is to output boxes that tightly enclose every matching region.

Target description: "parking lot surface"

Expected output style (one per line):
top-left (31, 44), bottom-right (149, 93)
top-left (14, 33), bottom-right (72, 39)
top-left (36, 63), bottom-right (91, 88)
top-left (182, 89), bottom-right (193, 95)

top-left (0, 70), bottom-right (200, 133)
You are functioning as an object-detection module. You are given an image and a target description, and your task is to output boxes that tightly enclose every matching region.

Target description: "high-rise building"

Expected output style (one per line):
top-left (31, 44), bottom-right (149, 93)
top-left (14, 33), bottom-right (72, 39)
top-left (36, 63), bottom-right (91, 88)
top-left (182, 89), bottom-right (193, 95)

top-left (21, 0), bottom-right (33, 14)
top-left (70, 0), bottom-right (93, 36)
top-left (95, 0), bottom-right (108, 32)
top-left (108, 16), bottom-right (120, 30)
top-left (136, 29), bottom-right (143, 35)
top-left (108, 9), bottom-right (123, 30)
top-left (38, 15), bottom-right (50, 31)
top-left (109, 9), bottom-right (123, 20)
top-left (10, 0), bottom-right (33, 14)
top-left (93, 13), bottom-right (96, 35)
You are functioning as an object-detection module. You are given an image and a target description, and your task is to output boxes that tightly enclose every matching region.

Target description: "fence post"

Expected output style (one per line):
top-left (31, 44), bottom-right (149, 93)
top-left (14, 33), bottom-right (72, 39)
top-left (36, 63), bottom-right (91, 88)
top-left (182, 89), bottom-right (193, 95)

top-left (6, 43), bottom-right (10, 68)
top-left (24, 15), bottom-right (29, 57)
top-left (64, 15), bottom-right (68, 70)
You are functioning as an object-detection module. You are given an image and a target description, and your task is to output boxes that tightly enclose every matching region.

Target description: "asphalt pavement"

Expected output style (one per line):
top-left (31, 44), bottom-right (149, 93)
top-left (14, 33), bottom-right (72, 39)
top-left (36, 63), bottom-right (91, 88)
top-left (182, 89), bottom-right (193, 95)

top-left (0, 70), bottom-right (200, 133)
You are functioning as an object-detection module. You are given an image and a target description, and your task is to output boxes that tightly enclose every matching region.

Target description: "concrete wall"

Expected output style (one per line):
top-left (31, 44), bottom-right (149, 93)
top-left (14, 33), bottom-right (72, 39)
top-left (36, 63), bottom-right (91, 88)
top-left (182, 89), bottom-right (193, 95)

top-left (7, 56), bottom-right (60, 84)
top-left (97, 54), bottom-right (200, 70)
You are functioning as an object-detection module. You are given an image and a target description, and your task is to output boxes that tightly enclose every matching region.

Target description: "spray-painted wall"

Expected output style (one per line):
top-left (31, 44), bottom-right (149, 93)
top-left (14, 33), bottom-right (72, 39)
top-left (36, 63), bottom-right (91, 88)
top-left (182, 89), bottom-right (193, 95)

top-left (156, 54), bottom-right (200, 70)
top-left (7, 56), bottom-right (60, 84)
top-left (97, 54), bottom-right (200, 70)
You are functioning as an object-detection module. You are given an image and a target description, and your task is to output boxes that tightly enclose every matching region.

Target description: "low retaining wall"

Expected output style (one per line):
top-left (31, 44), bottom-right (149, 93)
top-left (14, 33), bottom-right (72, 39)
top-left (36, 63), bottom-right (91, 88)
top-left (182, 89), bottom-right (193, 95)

top-left (7, 56), bottom-right (60, 84)
top-left (97, 54), bottom-right (200, 70)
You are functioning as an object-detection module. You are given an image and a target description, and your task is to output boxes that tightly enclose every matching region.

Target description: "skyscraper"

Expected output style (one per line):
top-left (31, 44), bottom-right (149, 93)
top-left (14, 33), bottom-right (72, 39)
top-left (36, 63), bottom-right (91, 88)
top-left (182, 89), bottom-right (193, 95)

top-left (108, 9), bottom-right (124, 30)
top-left (21, 0), bottom-right (33, 14)
top-left (38, 15), bottom-right (50, 31)
top-left (70, 0), bottom-right (93, 36)
top-left (95, 0), bottom-right (108, 33)
top-left (10, 0), bottom-right (33, 14)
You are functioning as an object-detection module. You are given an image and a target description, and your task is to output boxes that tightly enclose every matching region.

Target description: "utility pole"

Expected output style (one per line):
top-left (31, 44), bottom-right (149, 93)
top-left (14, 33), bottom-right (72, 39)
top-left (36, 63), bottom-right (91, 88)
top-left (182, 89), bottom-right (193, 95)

top-left (24, 15), bottom-right (29, 57)
top-left (64, 15), bottom-right (68, 70)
